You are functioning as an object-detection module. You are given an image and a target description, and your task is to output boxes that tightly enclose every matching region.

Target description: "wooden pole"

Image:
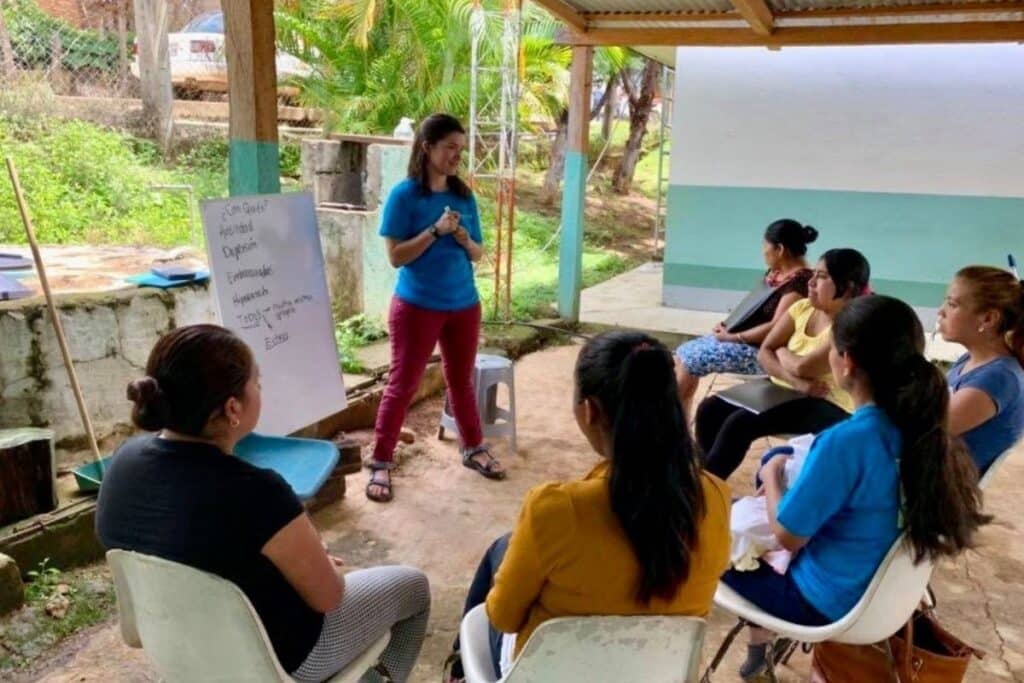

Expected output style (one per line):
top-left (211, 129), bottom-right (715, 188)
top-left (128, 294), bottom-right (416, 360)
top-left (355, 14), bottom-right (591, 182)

top-left (222, 0), bottom-right (281, 196)
top-left (0, 0), bottom-right (16, 79)
top-left (116, 0), bottom-right (129, 94)
top-left (5, 158), bottom-right (104, 473)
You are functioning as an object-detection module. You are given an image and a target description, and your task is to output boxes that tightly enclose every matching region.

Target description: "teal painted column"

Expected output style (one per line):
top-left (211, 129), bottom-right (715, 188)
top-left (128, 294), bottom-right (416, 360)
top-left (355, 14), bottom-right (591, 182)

top-left (223, 0), bottom-right (280, 197)
top-left (229, 140), bottom-right (281, 196)
top-left (557, 46), bottom-right (593, 322)
top-left (558, 150), bottom-right (587, 320)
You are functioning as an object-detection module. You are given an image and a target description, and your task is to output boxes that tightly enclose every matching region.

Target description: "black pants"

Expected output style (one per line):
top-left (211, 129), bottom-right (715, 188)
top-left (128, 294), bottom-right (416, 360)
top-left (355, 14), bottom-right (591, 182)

top-left (696, 395), bottom-right (848, 481)
top-left (451, 532), bottom-right (511, 679)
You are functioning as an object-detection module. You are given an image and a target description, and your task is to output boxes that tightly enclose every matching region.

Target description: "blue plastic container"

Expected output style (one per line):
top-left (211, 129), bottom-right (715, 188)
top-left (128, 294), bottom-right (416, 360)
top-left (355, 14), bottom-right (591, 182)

top-left (73, 433), bottom-right (339, 501)
top-left (235, 433), bottom-right (340, 501)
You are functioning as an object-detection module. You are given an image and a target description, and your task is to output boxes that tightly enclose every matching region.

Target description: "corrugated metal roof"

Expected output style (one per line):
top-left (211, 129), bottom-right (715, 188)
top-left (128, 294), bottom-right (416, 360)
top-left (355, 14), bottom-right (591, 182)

top-left (570, 0), bottom-right (728, 11)
top-left (561, 0), bottom-right (1019, 14)
top-left (770, 0), bottom-right (1008, 11)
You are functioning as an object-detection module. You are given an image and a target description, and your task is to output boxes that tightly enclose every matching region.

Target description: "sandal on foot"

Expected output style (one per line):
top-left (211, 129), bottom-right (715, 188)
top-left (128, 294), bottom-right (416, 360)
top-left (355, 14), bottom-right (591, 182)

top-left (442, 650), bottom-right (464, 682)
top-left (365, 470), bottom-right (393, 503)
top-left (462, 445), bottom-right (506, 480)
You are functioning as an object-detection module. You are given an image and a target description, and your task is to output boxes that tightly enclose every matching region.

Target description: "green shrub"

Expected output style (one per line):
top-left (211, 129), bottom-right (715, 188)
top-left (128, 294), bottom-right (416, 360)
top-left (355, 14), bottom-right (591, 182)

top-left (0, 116), bottom-right (225, 246)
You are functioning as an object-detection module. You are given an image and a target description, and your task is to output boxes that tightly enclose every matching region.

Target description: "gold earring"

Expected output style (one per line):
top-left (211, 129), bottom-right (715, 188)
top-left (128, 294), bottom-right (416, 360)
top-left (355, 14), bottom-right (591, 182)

top-left (978, 326), bottom-right (985, 333)
top-left (230, 419), bottom-right (240, 428)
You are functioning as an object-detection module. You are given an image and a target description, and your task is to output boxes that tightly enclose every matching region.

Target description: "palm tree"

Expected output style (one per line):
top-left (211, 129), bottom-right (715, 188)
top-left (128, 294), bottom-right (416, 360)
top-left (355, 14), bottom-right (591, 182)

top-left (276, 0), bottom-right (479, 133)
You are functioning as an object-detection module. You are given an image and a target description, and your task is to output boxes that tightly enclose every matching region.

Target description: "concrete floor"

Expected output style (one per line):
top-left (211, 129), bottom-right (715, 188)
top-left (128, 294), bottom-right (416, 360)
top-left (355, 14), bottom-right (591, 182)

top-left (24, 343), bottom-right (1024, 683)
top-left (580, 262), bottom-right (966, 363)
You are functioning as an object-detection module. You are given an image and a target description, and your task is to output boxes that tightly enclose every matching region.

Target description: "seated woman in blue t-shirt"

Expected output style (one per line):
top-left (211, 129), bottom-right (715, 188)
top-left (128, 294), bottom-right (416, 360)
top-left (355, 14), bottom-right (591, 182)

top-left (937, 266), bottom-right (1024, 476)
top-left (97, 325), bottom-right (430, 682)
top-left (721, 296), bottom-right (987, 680)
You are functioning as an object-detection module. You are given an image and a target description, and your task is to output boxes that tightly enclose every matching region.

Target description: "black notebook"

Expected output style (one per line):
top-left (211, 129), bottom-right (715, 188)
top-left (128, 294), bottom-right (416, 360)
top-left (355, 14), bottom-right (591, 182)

top-left (723, 282), bottom-right (778, 333)
top-left (716, 379), bottom-right (805, 415)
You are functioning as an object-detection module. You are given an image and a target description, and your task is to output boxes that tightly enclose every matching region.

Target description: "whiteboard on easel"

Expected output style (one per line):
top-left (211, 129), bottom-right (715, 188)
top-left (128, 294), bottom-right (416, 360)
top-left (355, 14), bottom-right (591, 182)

top-left (201, 192), bottom-right (346, 435)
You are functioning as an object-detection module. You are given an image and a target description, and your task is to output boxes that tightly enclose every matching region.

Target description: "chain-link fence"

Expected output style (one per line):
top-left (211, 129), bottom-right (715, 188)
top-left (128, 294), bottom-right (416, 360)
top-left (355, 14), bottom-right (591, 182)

top-left (0, 0), bottom-right (218, 102)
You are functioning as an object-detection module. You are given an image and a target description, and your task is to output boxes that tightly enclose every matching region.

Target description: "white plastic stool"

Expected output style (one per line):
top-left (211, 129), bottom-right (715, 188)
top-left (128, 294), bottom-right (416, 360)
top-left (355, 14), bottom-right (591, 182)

top-left (438, 354), bottom-right (517, 453)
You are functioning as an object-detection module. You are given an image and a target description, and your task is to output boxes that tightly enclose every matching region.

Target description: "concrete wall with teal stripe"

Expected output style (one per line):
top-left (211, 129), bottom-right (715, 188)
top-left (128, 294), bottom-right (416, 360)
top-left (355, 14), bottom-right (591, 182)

top-left (664, 45), bottom-right (1024, 312)
top-left (663, 184), bottom-right (1024, 309)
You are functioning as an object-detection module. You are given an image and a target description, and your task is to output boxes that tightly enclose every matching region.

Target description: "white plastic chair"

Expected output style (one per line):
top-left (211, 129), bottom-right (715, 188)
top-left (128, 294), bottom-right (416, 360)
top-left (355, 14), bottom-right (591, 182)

top-left (107, 550), bottom-right (390, 683)
top-left (919, 446), bottom-right (1013, 609)
top-left (701, 536), bottom-right (933, 682)
top-left (979, 446), bottom-right (1013, 490)
top-left (459, 603), bottom-right (707, 683)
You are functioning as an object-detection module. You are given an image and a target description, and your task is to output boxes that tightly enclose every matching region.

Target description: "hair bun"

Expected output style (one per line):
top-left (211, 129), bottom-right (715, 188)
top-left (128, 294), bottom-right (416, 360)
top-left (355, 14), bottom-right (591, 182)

top-left (802, 225), bottom-right (819, 244)
top-left (127, 376), bottom-right (169, 431)
top-left (126, 376), bottom-right (160, 402)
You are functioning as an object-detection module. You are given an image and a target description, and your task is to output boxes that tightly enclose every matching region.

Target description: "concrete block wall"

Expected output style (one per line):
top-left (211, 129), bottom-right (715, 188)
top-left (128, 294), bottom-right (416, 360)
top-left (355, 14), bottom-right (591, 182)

top-left (0, 285), bottom-right (215, 446)
top-left (305, 138), bottom-right (409, 321)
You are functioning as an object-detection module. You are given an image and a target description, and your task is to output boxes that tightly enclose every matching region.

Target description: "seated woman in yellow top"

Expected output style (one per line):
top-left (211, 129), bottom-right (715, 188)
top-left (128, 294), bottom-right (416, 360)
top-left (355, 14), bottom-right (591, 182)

top-left (695, 248), bottom-right (870, 480)
top-left (445, 331), bottom-right (731, 681)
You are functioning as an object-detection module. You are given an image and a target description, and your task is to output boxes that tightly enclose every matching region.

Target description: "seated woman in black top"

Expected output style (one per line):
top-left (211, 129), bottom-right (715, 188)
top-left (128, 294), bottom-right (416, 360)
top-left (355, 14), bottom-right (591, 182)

top-left (96, 324), bottom-right (430, 683)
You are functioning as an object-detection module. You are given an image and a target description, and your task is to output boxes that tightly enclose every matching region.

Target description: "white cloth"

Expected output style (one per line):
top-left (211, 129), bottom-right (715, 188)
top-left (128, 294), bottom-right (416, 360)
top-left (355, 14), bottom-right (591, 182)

top-left (729, 434), bottom-right (814, 573)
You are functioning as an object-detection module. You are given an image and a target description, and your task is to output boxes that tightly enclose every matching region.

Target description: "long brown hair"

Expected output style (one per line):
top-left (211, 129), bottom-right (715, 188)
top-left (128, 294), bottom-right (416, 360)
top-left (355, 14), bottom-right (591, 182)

top-left (126, 324), bottom-right (254, 436)
top-left (407, 113), bottom-right (471, 199)
top-left (956, 265), bottom-right (1024, 368)
top-left (575, 331), bottom-right (707, 603)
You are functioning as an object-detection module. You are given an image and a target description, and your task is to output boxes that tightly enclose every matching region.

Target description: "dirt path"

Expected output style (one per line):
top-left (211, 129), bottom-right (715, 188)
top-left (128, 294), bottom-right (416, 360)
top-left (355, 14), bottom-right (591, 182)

top-left (25, 344), bottom-right (1024, 682)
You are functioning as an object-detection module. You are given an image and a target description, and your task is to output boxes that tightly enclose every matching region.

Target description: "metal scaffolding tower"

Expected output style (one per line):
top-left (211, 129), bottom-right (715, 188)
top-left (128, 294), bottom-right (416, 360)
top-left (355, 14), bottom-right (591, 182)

top-left (469, 0), bottom-right (522, 321)
top-left (653, 66), bottom-right (675, 260)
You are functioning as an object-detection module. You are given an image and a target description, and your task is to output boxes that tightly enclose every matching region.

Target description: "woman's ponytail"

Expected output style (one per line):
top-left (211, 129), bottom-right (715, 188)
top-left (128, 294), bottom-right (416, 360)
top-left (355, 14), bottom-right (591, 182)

top-left (575, 332), bottom-right (705, 603)
top-left (833, 296), bottom-right (988, 563)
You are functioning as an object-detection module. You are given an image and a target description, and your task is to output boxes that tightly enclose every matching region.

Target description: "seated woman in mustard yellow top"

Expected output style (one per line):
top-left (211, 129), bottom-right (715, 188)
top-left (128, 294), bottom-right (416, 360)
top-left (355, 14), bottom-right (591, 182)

top-left (445, 331), bottom-right (731, 681)
top-left (696, 248), bottom-right (870, 481)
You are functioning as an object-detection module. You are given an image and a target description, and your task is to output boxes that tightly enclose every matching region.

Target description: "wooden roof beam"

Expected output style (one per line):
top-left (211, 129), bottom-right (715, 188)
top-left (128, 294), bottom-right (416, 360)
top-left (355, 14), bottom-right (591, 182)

top-left (777, 1), bottom-right (1024, 19)
top-left (558, 19), bottom-right (1024, 46)
top-left (730, 0), bottom-right (775, 34)
top-left (531, 0), bottom-right (589, 31)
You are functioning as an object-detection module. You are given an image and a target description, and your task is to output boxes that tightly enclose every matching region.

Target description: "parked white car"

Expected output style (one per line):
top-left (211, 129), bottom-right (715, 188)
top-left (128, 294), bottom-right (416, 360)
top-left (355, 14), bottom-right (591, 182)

top-left (131, 12), bottom-right (312, 95)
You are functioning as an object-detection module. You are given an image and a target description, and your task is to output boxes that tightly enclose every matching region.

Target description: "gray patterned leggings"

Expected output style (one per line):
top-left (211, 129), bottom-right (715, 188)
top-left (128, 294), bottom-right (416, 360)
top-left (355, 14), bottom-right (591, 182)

top-left (292, 565), bottom-right (431, 683)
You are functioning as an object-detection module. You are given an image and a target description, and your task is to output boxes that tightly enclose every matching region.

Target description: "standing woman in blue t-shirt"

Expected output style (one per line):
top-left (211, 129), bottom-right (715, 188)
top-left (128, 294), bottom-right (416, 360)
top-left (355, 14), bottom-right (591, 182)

top-left (368, 114), bottom-right (505, 503)
top-left (937, 265), bottom-right (1024, 475)
top-left (721, 296), bottom-right (987, 680)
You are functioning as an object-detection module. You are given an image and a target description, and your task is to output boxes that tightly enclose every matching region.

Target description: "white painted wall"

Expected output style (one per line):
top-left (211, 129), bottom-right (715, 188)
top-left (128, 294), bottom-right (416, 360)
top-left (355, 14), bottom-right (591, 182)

top-left (671, 44), bottom-right (1024, 198)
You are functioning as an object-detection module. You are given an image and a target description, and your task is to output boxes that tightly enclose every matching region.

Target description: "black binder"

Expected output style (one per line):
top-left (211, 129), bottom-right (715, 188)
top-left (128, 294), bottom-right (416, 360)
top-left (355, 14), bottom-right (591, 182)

top-left (723, 282), bottom-right (778, 333)
top-left (716, 379), bottom-right (805, 415)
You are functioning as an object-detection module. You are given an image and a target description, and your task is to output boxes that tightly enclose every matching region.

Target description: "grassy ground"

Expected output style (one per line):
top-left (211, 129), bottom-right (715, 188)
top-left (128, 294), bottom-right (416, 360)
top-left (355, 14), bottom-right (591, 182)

top-left (0, 561), bottom-right (115, 676)
top-left (0, 114), bottom-right (300, 246)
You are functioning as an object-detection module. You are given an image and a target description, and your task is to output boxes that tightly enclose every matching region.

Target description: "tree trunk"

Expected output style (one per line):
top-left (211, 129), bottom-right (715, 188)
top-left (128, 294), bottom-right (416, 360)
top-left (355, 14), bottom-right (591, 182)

top-left (612, 59), bottom-right (660, 195)
top-left (540, 107), bottom-right (569, 206)
top-left (117, 0), bottom-right (129, 93)
top-left (133, 0), bottom-right (173, 152)
top-left (0, 1), bottom-right (15, 79)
